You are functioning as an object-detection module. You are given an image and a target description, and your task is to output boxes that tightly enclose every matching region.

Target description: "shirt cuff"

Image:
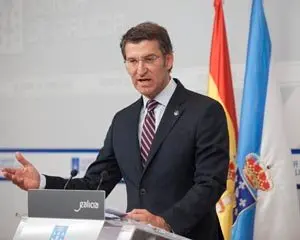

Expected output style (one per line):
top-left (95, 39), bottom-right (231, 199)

top-left (39, 174), bottom-right (46, 189)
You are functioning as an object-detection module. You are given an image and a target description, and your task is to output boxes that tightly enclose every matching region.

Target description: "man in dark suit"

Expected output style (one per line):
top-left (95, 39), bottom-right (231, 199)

top-left (3, 22), bottom-right (229, 240)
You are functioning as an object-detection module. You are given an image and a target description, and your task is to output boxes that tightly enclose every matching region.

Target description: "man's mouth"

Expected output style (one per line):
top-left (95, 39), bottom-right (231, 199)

top-left (138, 78), bottom-right (151, 82)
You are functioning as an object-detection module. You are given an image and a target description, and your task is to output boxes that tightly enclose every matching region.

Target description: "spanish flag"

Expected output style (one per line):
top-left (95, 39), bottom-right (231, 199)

top-left (207, 1), bottom-right (238, 239)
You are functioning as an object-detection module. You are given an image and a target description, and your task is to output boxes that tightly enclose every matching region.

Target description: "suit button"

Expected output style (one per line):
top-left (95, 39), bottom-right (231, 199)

top-left (140, 188), bottom-right (146, 195)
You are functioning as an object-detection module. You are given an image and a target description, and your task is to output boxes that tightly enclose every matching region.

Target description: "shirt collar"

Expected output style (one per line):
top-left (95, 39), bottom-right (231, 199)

top-left (142, 78), bottom-right (177, 109)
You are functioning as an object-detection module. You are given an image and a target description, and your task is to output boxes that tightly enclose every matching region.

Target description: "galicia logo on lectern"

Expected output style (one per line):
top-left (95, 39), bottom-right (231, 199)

top-left (50, 226), bottom-right (68, 240)
top-left (74, 200), bottom-right (99, 212)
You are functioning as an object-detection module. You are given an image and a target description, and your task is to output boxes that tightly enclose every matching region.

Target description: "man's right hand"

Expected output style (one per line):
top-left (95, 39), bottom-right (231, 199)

top-left (1, 152), bottom-right (40, 191)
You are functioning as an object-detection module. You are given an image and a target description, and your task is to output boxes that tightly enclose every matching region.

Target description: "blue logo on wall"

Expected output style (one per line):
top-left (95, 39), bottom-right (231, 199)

top-left (49, 225), bottom-right (68, 240)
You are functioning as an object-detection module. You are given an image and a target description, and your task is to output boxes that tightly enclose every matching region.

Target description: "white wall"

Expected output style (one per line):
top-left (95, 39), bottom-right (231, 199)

top-left (0, 0), bottom-right (300, 239)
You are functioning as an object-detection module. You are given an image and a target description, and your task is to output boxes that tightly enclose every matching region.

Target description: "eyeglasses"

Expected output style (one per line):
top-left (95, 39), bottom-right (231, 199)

top-left (124, 55), bottom-right (160, 68)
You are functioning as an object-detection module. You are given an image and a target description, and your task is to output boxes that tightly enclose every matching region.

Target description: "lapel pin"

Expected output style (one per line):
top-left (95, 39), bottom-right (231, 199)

top-left (174, 110), bottom-right (179, 116)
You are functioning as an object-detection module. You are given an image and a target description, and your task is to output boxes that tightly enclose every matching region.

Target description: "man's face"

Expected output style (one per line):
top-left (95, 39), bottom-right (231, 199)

top-left (124, 40), bottom-right (173, 99)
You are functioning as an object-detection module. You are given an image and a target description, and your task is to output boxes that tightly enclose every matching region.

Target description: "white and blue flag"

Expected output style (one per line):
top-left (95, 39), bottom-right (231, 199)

top-left (232, 0), bottom-right (300, 239)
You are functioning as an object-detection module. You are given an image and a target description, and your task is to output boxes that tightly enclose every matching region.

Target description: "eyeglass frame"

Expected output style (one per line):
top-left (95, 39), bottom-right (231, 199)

top-left (124, 54), bottom-right (162, 68)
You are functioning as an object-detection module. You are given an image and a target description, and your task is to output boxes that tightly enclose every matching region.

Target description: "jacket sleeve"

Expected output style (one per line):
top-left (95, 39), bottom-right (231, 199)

top-left (160, 101), bottom-right (229, 234)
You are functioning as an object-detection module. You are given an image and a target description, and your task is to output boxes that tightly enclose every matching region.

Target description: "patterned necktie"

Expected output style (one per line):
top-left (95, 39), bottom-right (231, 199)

top-left (140, 99), bottom-right (159, 165)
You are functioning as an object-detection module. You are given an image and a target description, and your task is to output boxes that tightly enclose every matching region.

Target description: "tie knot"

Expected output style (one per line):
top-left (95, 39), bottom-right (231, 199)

top-left (146, 99), bottom-right (159, 112)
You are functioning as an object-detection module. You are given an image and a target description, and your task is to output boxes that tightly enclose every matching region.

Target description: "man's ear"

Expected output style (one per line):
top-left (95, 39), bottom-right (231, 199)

top-left (165, 53), bottom-right (174, 71)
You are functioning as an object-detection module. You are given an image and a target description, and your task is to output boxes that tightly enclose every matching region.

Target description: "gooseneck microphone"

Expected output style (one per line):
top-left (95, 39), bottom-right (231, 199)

top-left (96, 170), bottom-right (109, 191)
top-left (63, 169), bottom-right (78, 190)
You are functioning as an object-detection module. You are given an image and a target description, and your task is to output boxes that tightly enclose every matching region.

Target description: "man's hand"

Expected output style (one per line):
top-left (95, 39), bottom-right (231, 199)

top-left (1, 152), bottom-right (40, 191)
top-left (126, 209), bottom-right (171, 231)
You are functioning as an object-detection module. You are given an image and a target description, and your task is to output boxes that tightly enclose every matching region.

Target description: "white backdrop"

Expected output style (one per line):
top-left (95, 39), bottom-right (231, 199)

top-left (0, 0), bottom-right (300, 239)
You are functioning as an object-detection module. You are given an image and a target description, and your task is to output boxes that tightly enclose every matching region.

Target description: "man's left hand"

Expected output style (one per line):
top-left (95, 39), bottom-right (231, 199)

top-left (126, 209), bottom-right (171, 231)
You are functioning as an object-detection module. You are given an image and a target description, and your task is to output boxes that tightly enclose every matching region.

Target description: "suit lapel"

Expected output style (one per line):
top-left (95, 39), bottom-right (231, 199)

top-left (127, 97), bottom-right (144, 175)
top-left (143, 80), bottom-right (188, 172)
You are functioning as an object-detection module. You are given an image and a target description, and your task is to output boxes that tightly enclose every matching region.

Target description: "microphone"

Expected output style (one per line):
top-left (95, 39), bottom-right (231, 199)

top-left (96, 170), bottom-right (108, 191)
top-left (63, 169), bottom-right (78, 190)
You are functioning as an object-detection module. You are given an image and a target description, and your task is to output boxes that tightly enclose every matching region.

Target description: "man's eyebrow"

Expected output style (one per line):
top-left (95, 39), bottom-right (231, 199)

top-left (127, 54), bottom-right (157, 59)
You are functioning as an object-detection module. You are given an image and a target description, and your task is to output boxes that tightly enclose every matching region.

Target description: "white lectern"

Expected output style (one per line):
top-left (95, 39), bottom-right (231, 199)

top-left (13, 189), bottom-right (190, 240)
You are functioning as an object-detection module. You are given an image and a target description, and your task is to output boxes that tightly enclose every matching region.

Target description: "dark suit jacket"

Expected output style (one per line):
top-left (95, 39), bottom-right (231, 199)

top-left (46, 79), bottom-right (229, 240)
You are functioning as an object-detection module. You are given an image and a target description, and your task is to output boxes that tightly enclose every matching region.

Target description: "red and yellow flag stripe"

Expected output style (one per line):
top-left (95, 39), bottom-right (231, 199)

top-left (208, 1), bottom-right (238, 239)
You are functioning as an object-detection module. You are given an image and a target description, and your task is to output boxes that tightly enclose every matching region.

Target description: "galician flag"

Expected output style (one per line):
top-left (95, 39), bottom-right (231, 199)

top-left (232, 0), bottom-right (300, 239)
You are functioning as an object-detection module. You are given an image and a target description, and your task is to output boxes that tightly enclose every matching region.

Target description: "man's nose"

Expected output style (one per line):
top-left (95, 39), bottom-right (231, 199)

top-left (136, 60), bottom-right (147, 75)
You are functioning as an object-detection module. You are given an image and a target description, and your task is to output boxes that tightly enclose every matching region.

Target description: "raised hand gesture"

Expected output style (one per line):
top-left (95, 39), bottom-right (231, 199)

top-left (1, 152), bottom-right (40, 191)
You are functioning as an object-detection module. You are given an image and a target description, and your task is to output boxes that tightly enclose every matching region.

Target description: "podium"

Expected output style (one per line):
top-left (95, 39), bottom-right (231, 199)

top-left (13, 190), bottom-right (190, 240)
